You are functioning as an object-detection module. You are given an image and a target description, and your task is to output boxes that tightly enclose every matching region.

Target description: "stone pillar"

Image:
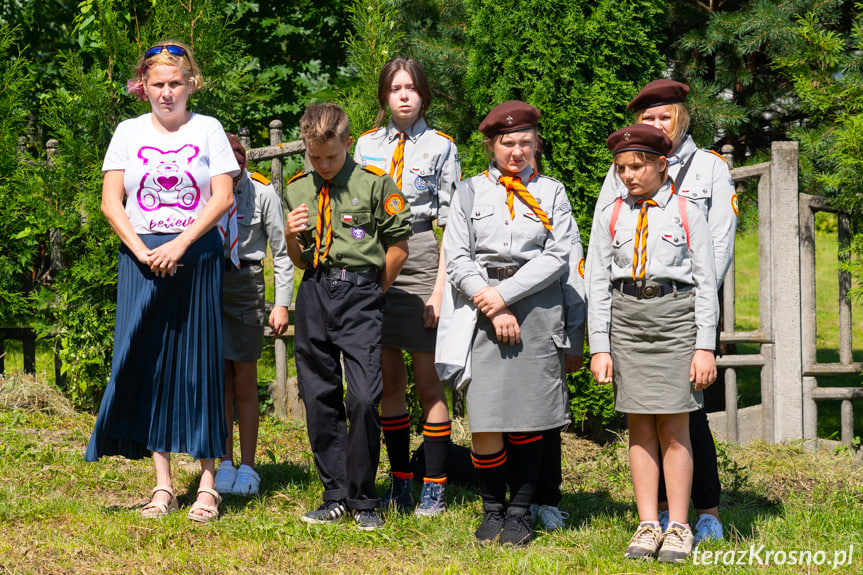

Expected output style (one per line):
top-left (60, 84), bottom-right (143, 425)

top-left (767, 141), bottom-right (803, 442)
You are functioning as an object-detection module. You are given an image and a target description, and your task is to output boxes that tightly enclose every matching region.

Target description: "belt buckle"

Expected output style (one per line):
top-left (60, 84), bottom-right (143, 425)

top-left (504, 266), bottom-right (517, 278)
top-left (641, 284), bottom-right (657, 299)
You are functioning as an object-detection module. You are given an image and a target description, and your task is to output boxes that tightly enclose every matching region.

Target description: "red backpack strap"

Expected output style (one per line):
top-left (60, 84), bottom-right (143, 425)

top-left (678, 194), bottom-right (690, 249)
top-left (609, 197), bottom-right (624, 240)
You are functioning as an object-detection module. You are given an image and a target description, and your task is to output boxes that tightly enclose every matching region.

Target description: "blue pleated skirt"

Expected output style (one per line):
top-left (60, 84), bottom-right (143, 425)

top-left (85, 228), bottom-right (227, 461)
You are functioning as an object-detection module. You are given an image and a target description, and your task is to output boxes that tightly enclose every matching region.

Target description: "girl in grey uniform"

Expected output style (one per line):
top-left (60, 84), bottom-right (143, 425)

top-left (354, 57), bottom-right (461, 516)
top-left (588, 124), bottom-right (718, 563)
top-left (442, 101), bottom-right (574, 545)
top-left (589, 79), bottom-right (735, 543)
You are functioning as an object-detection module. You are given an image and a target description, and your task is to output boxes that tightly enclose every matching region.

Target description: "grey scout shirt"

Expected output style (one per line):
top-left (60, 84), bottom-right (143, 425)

top-left (444, 163), bottom-right (573, 307)
top-left (590, 134), bottom-right (737, 287)
top-left (285, 156), bottom-right (413, 271)
top-left (562, 219), bottom-right (586, 354)
top-left (586, 179), bottom-right (718, 355)
top-left (225, 171), bottom-right (294, 307)
top-left (354, 117), bottom-right (460, 225)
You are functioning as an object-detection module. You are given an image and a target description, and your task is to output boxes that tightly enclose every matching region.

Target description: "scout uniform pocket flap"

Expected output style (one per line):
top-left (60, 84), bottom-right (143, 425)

top-left (659, 228), bottom-right (687, 247)
top-left (611, 231), bottom-right (633, 249)
top-left (340, 211), bottom-right (372, 226)
top-left (470, 203), bottom-right (495, 220)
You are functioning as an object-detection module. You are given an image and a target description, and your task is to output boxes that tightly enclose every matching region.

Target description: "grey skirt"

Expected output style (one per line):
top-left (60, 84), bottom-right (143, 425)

top-left (611, 288), bottom-right (703, 414)
top-left (466, 281), bottom-right (570, 433)
top-left (382, 227), bottom-right (440, 351)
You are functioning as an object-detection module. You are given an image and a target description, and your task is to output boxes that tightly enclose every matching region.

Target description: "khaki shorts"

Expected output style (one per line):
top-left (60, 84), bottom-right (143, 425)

top-left (222, 262), bottom-right (266, 362)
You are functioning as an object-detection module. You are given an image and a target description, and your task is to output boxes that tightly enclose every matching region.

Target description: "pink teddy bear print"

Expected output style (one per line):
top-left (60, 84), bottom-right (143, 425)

top-left (136, 144), bottom-right (201, 212)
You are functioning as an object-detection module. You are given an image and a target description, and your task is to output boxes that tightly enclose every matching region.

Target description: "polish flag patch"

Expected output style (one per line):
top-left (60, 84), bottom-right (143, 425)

top-left (343, 215), bottom-right (354, 223)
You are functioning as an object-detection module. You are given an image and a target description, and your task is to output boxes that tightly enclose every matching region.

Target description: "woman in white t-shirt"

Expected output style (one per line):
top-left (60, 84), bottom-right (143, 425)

top-left (85, 41), bottom-right (239, 524)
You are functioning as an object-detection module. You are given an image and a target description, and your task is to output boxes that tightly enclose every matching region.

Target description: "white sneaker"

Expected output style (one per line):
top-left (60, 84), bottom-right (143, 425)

top-left (233, 464), bottom-right (261, 496)
top-left (535, 505), bottom-right (569, 530)
top-left (693, 514), bottom-right (723, 544)
top-left (657, 509), bottom-right (670, 532)
top-left (214, 460), bottom-right (237, 494)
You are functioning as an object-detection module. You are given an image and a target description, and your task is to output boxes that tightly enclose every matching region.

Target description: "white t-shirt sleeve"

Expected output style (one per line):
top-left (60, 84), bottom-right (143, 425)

top-left (206, 119), bottom-right (240, 178)
top-left (102, 119), bottom-right (134, 173)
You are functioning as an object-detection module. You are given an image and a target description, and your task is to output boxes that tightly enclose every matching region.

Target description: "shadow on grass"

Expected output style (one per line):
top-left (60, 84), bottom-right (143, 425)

top-left (561, 488), bottom-right (633, 527)
top-left (720, 488), bottom-right (783, 540)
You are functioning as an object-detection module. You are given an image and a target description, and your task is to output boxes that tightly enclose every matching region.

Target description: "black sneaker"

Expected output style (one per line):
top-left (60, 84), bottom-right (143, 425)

top-left (353, 508), bottom-right (384, 531)
top-left (301, 500), bottom-right (347, 524)
top-left (474, 510), bottom-right (506, 544)
top-left (499, 511), bottom-right (534, 546)
top-left (381, 474), bottom-right (413, 513)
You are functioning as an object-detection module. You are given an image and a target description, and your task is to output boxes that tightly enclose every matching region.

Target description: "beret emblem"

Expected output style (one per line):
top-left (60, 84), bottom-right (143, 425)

top-left (506, 115), bottom-right (514, 125)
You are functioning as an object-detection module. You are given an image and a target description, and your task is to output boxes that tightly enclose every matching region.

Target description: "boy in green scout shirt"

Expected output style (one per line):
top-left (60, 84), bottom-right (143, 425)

top-left (285, 103), bottom-right (412, 531)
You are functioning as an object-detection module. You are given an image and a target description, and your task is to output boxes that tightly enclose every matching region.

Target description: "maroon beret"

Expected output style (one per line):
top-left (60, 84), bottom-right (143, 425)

top-left (478, 100), bottom-right (540, 137)
top-left (627, 79), bottom-right (690, 111)
top-left (606, 124), bottom-right (673, 157)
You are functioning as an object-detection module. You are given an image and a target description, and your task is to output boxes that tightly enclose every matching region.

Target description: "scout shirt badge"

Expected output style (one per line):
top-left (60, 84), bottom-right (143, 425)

top-left (385, 193), bottom-right (405, 216)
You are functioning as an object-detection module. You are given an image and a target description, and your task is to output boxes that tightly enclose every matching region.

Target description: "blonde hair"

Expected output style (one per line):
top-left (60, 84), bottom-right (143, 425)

top-left (127, 40), bottom-right (203, 100)
top-left (634, 102), bottom-right (690, 149)
top-left (612, 150), bottom-right (669, 186)
top-left (300, 103), bottom-right (351, 144)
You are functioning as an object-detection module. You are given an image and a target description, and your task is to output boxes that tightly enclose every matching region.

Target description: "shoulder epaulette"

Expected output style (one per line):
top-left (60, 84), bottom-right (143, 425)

top-left (359, 128), bottom-right (378, 138)
top-left (435, 130), bottom-right (454, 143)
top-left (363, 164), bottom-right (387, 177)
top-left (286, 170), bottom-right (307, 186)
top-left (709, 150), bottom-right (728, 163)
top-left (250, 172), bottom-right (271, 186)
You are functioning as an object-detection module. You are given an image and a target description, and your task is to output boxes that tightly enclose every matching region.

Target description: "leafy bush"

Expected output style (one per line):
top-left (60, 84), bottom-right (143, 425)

top-left (0, 26), bottom-right (36, 325)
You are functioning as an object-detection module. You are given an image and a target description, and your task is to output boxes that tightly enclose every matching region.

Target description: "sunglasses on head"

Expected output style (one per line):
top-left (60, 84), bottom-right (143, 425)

top-left (145, 44), bottom-right (187, 59)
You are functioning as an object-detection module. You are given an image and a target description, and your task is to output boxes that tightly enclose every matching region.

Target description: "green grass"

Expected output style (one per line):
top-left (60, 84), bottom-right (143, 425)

top-left (2, 229), bottom-right (863, 572)
top-left (0, 389), bottom-right (861, 574)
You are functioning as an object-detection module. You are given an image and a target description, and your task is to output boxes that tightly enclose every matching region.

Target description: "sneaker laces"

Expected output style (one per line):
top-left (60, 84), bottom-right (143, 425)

top-left (631, 523), bottom-right (659, 546)
top-left (663, 525), bottom-right (687, 548)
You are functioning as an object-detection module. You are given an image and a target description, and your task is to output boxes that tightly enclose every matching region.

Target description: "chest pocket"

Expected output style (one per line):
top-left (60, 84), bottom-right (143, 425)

top-left (520, 211), bottom-right (549, 241)
top-left (237, 204), bottom-right (261, 229)
top-left (408, 164), bottom-right (438, 195)
top-left (470, 203), bottom-right (495, 238)
top-left (658, 226), bottom-right (689, 266)
top-left (679, 187), bottom-right (711, 206)
top-left (338, 211), bottom-right (373, 236)
top-left (611, 231), bottom-right (633, 268)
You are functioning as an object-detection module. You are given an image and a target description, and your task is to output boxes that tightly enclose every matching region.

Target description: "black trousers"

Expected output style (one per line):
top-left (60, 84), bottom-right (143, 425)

top-left (658, 407), bottom-right (721, 510)
top-left (294, 268), bottom-right (384, 511)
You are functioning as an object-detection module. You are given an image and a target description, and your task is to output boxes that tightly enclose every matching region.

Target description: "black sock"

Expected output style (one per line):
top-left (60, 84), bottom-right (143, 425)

top-left (381, 413), bottom-right (412, 475)
top-left (472, 448), bottom-right (507, 513)
top-left (422, 420), bottom-right (451, 481)
top-left (506, 432), bottom-right (542, 514)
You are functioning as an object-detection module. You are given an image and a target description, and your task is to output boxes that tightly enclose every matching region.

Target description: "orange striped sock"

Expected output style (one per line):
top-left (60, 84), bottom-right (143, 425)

top-left (422, 420), bottom-right (451, 481)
